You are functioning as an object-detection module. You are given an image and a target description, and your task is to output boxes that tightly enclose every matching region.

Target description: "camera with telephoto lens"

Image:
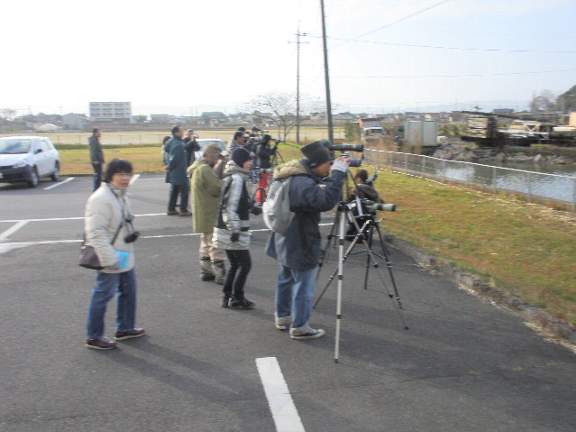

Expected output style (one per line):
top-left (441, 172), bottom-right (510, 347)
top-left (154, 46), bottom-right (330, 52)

top-left (347, 197), bottom-right (396, 218)
top-left (324, 142), bottom-right (364, 167)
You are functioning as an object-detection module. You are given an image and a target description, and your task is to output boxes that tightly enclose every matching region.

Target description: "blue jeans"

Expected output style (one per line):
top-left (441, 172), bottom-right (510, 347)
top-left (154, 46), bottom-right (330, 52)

top-left (275, 265), bottom-right (318, 328)
top-left (86, 270), bottom-right (137, 339)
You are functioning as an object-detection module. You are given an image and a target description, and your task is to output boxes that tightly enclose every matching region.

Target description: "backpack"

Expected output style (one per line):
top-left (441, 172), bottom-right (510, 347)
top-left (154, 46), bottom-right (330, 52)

top-left (263, 178), bottom-right (294, 235)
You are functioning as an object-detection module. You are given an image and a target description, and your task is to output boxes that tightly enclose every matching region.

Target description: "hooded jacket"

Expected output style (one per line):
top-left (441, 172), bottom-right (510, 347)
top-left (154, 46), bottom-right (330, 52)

top-left (266, 159), bottom-right (346, 271)
top-left (188, 159), bottom-right (222, 234)
top-left (213, 161), bottom-right (252, 250)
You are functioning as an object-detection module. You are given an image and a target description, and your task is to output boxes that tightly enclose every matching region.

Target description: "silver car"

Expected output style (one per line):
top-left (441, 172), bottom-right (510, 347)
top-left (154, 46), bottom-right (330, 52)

top-left (0, 136), bottom-right (61, 187)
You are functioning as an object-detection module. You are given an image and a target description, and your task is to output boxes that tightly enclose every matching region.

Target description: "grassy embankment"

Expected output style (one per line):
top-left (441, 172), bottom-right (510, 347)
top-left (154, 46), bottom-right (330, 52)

top-left (58, 144), bottom-right (576, 326)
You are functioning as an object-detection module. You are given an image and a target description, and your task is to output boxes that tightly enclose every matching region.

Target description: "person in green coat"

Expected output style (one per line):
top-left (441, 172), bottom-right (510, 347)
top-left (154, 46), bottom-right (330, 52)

top-left (188, 144), bottom-right (227, 284)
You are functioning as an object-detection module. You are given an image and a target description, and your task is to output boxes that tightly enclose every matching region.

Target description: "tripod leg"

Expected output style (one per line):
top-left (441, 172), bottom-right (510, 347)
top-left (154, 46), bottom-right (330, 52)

top-left (363, 225), bottom-right (374, 291)
top-left (374, 223), bottom-right (409, 330)
top-left (345, 213), bottom-right (409, 331)
top-left (315, 218), bottom-right (370, 308)
top-left (334, 206), bottom-right (347, 363)
top-left (318, 213), bottom-right (339, 280)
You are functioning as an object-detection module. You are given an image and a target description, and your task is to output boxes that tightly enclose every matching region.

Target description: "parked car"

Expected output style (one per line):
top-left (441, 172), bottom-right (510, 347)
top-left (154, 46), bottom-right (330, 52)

top-left (0, 136), bottom-right (60, 187)
top-left (194, 138), bottom-right (226, 160)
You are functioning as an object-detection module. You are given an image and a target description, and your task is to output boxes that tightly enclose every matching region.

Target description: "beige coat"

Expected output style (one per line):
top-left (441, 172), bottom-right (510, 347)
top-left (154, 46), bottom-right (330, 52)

top-left (84, 183), bottom-right (135, 273)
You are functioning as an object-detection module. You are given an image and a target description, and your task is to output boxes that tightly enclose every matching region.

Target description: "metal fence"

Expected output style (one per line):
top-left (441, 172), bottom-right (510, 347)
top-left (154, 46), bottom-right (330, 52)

top-left (365, 148), bottom-right (576, 211)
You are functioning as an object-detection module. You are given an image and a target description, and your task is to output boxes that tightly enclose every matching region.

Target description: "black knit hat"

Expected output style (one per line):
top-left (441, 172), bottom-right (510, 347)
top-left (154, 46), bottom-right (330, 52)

top-left (232, 147), bottom-right (251, 167)
top-left (301, 140), bottom-right (332, 167)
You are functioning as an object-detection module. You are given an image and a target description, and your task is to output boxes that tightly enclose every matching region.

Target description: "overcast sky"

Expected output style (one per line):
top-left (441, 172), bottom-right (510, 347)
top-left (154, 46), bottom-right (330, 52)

top-left (2, 0), bottom-right (575, 115)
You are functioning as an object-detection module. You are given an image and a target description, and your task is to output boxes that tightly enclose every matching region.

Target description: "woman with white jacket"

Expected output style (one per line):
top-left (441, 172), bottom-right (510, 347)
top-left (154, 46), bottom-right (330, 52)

top-left (84, 160), bottom-right (145, 350)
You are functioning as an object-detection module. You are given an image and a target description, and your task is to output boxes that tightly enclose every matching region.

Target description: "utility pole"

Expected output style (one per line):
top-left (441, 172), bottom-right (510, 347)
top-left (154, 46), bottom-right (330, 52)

top-left (320, 0), bottom-right (334, 144)
top-left (291, 28), bottom-right (308, 145)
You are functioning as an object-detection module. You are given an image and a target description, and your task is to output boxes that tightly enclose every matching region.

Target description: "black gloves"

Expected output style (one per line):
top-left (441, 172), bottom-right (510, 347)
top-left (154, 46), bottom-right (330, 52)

top-left (230, 232), bottom-right (240, 243)
top-left (251, 206), bottom-right (263, 216)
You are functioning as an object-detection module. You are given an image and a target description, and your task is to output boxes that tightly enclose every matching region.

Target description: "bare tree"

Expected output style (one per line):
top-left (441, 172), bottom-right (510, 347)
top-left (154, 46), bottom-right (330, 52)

top-left (529, 90), bottom-right (556, 113)
top-left (0, 108), bottom-right (17, 120)
top-left (248, 93), bottom-right (297, 142)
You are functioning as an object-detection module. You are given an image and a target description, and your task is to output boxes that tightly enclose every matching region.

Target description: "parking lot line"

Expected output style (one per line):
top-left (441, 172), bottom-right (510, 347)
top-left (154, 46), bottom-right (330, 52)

top-left (0, 220), bottom-right (29, 242)
top-left (0, 212), bottom-right (166, 224)
top-left (129, 174), bottom-right (141, 185)
top-left (256, 357), bottom-right (306, 432)
top-left (43, 177), bottom-right (75, 191)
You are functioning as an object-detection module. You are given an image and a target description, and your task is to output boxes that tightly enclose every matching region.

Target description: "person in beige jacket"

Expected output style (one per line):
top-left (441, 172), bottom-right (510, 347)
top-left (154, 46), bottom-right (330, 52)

top-left (84, 159), bottom-right (145, 350)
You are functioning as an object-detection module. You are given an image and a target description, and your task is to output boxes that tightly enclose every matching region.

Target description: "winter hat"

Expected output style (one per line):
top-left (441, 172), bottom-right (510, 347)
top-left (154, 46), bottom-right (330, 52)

top-left (301, 140), bottom-right (332, 167)
top-left (232, 147), bottom-right (251, 167)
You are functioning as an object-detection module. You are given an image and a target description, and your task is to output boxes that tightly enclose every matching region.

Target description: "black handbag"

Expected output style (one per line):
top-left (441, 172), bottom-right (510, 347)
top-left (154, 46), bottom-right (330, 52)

top-left (79, 222), bottom-right (124, 270)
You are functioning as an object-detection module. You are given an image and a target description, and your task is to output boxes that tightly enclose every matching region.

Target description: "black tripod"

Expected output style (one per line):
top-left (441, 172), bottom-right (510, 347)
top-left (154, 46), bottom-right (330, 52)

top-left (315, 197), bottom-right (409, 362)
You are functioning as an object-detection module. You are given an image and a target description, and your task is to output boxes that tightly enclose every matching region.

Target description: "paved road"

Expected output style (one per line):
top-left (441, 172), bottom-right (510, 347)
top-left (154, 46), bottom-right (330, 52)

top-left (1, 176), bottom-right (575, 432)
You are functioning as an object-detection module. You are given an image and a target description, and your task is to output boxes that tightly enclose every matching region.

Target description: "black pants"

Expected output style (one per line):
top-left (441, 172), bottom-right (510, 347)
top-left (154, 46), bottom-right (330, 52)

top-left (223, 250), bottom-right (251, 299)
top-left (92, 163), bottom-right (103, 191)
top-left (168, 183), bottom-right (189, 212)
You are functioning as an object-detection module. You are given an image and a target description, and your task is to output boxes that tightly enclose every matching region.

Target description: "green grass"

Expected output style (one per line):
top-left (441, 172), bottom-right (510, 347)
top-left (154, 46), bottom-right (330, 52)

top-left (372, 168), bottom-right (576, 326)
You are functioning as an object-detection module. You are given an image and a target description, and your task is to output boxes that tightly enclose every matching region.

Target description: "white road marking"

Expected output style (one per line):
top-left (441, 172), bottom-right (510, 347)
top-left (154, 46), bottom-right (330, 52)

top-left (256, 357), bottom-right (306, 432)
top-left (0, 212), bottom-right (166, 224)
top-left (129, 174), bottom-right (141, 185)
top-left (0, 220), bottom-right (29, 242)
top-left (43, 177), bottom-right (75, 191)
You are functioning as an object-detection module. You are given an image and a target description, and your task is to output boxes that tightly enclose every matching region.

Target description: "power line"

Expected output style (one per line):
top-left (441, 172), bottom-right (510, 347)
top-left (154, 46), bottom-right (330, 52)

top-left (325, 67), bottom-right (576, 80)
top-left (353, 0), bottom-right (455, 40)
top-left (307, 34), bottom-right (576, 55)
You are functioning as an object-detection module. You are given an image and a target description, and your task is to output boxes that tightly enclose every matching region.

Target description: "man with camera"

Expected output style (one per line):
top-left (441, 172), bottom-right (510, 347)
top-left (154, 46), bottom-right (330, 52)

top-left (266, 141), bottom-right (350, 340)
top-left (84, 159), bottom-right (144, 350)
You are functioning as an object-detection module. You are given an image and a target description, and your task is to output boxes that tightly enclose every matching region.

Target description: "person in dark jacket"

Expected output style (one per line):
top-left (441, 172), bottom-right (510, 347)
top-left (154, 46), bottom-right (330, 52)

top-left (266, 141), bottom-right (349, 340)
top-left (214, 148), bottom-right (259, 310)
top-left (89, 128), bottom-right (104, 191)
top-left (183, 129), bottom-right (201, 167)
top-left (165, 126), bottom-right (191, 216)
top-left (254, 134), bottom-right (276, 205)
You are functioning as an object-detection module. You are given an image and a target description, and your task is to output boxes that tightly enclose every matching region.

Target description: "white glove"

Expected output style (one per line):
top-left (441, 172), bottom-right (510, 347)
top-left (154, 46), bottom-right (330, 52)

top-left (331, 157), bottom-right (350, 173)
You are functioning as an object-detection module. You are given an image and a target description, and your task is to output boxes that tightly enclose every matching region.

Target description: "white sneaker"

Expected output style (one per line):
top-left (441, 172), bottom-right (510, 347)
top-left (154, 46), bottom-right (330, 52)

top-left (290, 325), bottom-right (326, 340)
top-left (275, 315), bottom-right (291, 331)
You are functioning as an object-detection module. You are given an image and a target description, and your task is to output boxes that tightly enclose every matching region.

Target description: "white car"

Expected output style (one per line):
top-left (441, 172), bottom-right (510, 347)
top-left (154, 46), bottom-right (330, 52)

top-left (194, 139), bottom-right (226, 160)
top-left (0, 136), bottom-right (60, 187)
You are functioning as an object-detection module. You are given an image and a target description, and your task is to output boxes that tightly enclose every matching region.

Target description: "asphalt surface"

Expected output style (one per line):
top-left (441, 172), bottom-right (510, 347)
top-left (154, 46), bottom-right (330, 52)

top-left (0, 175), bottom-right (575, 432)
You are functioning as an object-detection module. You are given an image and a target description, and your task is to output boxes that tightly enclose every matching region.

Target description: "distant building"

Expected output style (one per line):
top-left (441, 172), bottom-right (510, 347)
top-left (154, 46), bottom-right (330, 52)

top-left (89, 102), bottom-right (132, 122)
top-left (493, 108), bottom-right (515, 115)
top-left (150, 114), bottom-right (176, 124)
top-left (62, 113), bottom-right (89, 130)
top-left (130, 115), bottom-right (148, 124)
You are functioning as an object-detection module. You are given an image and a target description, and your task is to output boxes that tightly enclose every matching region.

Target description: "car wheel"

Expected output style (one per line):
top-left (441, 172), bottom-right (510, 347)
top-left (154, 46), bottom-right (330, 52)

top-left (51, 162), bottom-right (60, 182)
top-left (28, 167), bottom-right (39, 188)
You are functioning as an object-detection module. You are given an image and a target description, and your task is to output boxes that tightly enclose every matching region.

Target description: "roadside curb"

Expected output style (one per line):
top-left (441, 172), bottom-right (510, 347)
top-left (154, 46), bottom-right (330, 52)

top-left (384, 234), bottom-right (576, 348)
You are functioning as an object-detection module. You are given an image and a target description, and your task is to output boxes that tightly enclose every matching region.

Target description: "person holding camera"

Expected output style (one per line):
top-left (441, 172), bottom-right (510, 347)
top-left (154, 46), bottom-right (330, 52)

top-left (214, 147), bottom-right (260, 309)
top-left (266, 141), bottom-right (349, 340)
top-left (254, 135), bottom-right (276, 206)
top-left (188, 144), bottom-right (227, 284)
top-left (84, 159), bottom-right (144, 350)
